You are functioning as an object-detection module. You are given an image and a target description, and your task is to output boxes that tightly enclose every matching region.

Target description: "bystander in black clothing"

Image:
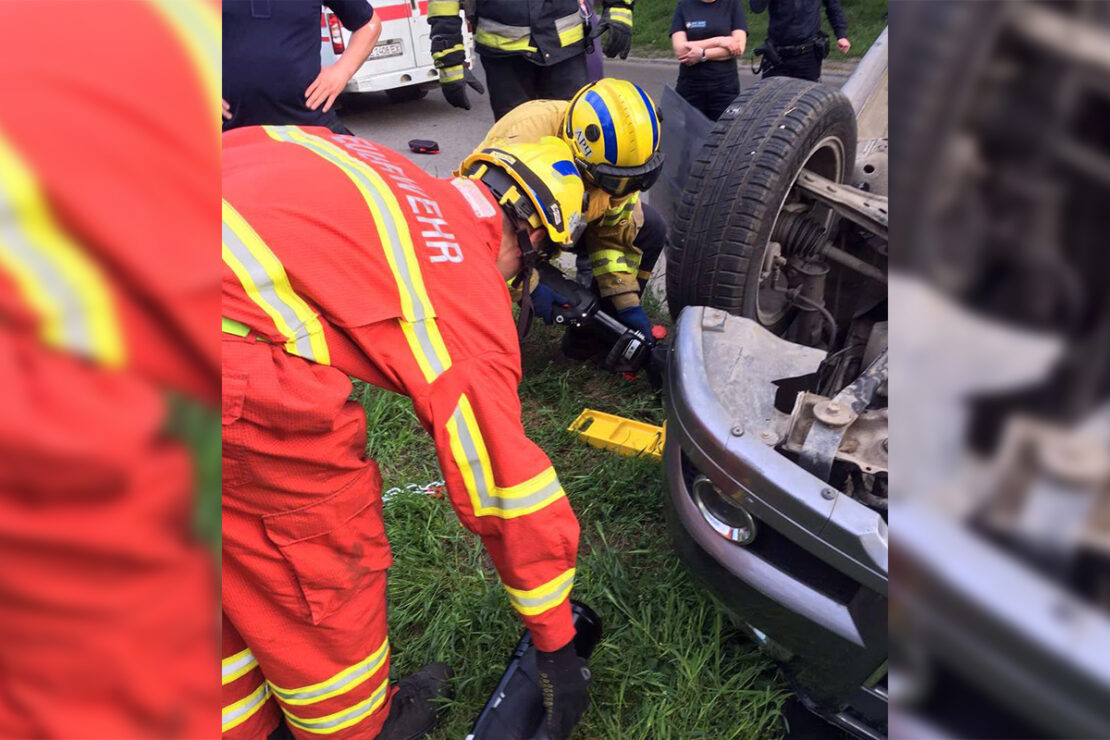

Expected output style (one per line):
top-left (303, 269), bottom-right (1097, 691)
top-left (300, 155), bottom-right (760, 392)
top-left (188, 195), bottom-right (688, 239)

top-left (750, 0), bottom-right (847, 82)
top-left (224, 0), bottom-right (374, 132)
top-left (670, 0), bottom-right (747, 120)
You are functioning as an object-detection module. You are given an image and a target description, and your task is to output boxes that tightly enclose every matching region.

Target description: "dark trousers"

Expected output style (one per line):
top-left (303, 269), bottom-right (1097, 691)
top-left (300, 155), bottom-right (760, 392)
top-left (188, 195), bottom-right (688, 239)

top-left (675, 74), bottom-right (740, 122)
top-left (762, 47), bottom-right (823, 82)
top-left (480, 53), bottom-right (589, 120)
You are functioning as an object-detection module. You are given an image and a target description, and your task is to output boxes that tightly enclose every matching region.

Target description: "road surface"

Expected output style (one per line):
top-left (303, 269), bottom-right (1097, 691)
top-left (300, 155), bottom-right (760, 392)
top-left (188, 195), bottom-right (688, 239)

top-left (337, 58), bottom-right (851, 176)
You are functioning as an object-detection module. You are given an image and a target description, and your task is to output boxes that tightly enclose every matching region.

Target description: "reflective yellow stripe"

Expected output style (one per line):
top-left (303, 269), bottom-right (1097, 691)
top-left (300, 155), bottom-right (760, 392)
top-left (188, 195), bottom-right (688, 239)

top-left (283, 677), bottom-right (390, 735)
top-left (221, 316), bottom-right (251, 338)
top-left (440, 65), bottom-right (465, 83)
top-left (475, 19), bottom-right (536, 52)
top-left (0, 130), bottom-right (125, 366)
top-left (427, 0), bottom-right (460, 16)
top-left (558, 23), bottom-right (585, 46)
top-left (609, 6), bottom-right (633, 26)
top-left (262, 126), bottom-right (452, 382)
top-left (269, 639), bottom-right (389, 707)
top-left (475, 31), bottom-right (537, 52)
top-left (555, 12), bottom-right (585, 46)
top-left (432, 44), bottom-right (464, 60)
top-left (504, 568), bottom-right (576, 617)
top-left (589, 248), bottom-right (640, 276)
top-left (222, 200), bottom-right (331, 364)
top-left (223, 682), bottom-right (271, 733)
top-left (446, 394), bottom-right (565, 519)
top-left (222, 648), bottom-right (259, 685)
top-left (147, 0), bottom-right (221, 130)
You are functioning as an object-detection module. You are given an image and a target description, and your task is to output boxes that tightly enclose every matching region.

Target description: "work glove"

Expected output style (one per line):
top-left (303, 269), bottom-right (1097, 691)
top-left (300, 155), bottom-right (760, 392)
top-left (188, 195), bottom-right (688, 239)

top-left (440, 66), bottom-right (486, 110)
top-left (616, 304), bottom-right (653, 338)
top-left (537, 642), bottom-right (591, 740)
top-left (432, 36), bottom-right (485, 110)
top-left (530, 283), bottom-right (572, 325)
top-left (590, 5), bottom-right (633, 59)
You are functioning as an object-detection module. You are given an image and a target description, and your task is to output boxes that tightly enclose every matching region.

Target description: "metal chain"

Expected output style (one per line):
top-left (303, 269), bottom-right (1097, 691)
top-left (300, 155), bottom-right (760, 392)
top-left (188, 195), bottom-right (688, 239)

top-left (383, 479), bottom-right (445, 502)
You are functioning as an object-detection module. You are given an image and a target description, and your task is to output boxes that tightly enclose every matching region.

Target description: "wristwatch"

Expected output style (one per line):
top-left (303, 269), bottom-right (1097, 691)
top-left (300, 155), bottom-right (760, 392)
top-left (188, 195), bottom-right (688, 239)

top-left (700, 48), bottom-right (707, 62)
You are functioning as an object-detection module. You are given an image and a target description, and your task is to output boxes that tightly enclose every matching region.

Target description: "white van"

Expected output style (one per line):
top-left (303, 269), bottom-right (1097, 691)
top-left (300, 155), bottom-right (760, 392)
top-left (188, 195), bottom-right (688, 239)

top-left (320, 1), bottom-right (474, 102)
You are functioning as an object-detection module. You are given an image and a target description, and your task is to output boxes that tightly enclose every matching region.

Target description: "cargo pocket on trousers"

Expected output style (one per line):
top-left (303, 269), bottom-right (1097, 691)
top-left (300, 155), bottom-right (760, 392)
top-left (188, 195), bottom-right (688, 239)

top-left (262, 461), bottom-right (393, 625)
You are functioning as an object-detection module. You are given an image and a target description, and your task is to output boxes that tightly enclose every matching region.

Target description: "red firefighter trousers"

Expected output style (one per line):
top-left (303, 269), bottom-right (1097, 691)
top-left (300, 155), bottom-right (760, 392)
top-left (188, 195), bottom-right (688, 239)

top-left (222, 337), bottom-right (395, 740)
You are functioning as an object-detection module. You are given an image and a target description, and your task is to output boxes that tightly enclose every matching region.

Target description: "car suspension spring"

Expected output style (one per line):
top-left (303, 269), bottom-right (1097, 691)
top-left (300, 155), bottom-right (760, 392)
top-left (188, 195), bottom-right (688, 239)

top-left (773, 211), bottom-right (827, 260)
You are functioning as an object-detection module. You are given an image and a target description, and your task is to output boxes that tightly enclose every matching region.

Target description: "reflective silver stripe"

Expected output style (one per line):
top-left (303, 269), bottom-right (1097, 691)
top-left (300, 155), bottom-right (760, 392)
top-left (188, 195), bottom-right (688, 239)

top-left (221, 219), bottom-right (317, 360)
top-left (0, 185), bottom-right (94, 357)
top-left (285, 680), bottom-right (390, 733)
top-left (554, 11), bottom-right (582, 34)
top-left (451, 403), bottom-right (564, 513)
top-left (223, 684), bottom-right (271, 730)
top-left (405, 320), bottom-right (449, 379)
top-left (475, 17), bottom-right (532, 40)
top-left (265, 127), bottom-right (428, 323)
top-left (505, 570), bottom-right (575, 614)
top-left (270, 641), bottom-right (389, 705)
top-left (222, 649), bottom-right (257, 684)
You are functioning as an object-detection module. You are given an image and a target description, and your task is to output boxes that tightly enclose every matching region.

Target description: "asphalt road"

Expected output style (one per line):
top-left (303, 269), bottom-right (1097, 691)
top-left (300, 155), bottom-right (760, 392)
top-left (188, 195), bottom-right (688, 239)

top-left (337, 57), bottom-right (853, 176)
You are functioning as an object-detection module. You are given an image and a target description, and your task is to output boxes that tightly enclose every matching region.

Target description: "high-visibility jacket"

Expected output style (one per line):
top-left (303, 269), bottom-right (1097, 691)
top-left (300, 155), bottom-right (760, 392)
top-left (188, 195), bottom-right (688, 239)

top-left (0, 2), bottom-right (220, 738)
top-left (222, 125), bottom-right (580, 651)
top-left (476, 99), bottom-right (647, 308)
top-left (428, 0), bottom-right (631, 69)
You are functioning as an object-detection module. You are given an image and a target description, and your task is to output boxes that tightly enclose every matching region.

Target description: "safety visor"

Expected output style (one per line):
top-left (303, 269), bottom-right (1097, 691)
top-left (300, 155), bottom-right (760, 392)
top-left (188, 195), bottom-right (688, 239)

top-left (580, 152), bottom-right (665, 198)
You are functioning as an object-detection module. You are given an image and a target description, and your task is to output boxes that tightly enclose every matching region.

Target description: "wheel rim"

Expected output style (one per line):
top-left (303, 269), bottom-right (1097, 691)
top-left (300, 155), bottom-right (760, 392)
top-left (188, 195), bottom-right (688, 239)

top-left (755, 135), bottom-right (846, 328)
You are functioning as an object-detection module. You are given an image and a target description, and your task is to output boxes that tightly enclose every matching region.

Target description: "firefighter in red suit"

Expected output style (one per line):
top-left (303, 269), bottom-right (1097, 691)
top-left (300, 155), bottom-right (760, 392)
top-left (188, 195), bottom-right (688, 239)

top-left (221, 125), bottom-right (592, 740)
top-left (0, 2), bottom-right (220, 738)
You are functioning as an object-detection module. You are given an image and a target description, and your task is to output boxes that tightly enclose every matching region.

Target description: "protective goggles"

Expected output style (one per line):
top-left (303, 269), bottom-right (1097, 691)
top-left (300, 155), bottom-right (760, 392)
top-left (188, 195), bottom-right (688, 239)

top-left (578, 152), bottom-right (665, 198)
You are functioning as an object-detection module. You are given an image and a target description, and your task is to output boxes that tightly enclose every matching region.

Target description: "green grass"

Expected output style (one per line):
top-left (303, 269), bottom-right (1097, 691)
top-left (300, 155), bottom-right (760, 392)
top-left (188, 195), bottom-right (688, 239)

top-left (359, 306), bottom-right (789, 738)
top-left (630, 0), bottom-right (888, 59)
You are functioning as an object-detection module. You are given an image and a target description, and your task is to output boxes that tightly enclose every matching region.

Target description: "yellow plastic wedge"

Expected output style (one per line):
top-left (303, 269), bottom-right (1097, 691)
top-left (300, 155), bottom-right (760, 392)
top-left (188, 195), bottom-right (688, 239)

top-left (567, 409), bottom-right (665, 461)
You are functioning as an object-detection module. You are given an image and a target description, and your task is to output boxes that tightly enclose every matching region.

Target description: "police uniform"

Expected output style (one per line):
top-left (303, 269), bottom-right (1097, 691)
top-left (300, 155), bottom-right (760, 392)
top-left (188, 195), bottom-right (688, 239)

top-left (751, 0), bottom-right (847, 82)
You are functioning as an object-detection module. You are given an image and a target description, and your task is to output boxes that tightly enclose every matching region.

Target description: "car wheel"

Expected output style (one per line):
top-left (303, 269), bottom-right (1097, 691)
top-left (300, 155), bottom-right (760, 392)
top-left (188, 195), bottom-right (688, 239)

top-left (666, 77), bottom-right (857, 332)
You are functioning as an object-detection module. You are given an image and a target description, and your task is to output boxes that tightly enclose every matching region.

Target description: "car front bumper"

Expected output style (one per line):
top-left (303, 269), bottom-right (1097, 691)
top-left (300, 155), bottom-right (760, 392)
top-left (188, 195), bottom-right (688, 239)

top-left (663, 306), bottom-right (888, 738)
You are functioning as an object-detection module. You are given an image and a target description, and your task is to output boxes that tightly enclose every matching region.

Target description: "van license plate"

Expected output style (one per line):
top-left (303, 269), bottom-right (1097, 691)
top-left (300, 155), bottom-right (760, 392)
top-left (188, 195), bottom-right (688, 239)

top-left (370, 39), bottom-right (404, 59)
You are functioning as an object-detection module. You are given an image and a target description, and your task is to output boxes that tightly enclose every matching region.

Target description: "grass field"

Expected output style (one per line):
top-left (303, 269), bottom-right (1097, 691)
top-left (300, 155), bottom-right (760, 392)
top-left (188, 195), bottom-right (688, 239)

top-left (361, 306), bottom-right (790, 739)
top-left (629, 0), bottom-right (887, 59)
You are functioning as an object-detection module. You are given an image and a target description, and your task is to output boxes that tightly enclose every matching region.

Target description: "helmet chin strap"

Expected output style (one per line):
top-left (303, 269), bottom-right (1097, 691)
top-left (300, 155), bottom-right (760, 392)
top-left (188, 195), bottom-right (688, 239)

top-left (514, 226), bottom-right (539, 341)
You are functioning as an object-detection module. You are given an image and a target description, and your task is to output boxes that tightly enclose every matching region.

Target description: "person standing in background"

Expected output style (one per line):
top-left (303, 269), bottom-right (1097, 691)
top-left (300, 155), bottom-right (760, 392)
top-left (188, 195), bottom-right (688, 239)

top-left (670, 0), bottom-right (747, 121)
top-left (427, 0), bottom-right (635, 119)
top-left (223, 0), bottom-right (382, 133)
top-left (749, 0), bottom-right (849, 82)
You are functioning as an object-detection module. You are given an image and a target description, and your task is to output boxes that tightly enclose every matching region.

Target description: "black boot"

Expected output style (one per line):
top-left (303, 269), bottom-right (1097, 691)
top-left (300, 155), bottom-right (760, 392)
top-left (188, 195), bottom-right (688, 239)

top-left (374, 663), bottom-right (454, 740)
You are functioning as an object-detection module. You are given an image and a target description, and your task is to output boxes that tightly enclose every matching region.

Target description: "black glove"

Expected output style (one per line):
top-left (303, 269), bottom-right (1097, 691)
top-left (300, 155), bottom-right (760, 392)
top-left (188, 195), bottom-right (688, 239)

top-left (432, 35), bottom-right (485, 110)
top-left (537, 642), bottom-right (591, 740)
top-left (589, 7), bottom-right (633, 59)
top-left (440, 66), bottom-right (486, 110)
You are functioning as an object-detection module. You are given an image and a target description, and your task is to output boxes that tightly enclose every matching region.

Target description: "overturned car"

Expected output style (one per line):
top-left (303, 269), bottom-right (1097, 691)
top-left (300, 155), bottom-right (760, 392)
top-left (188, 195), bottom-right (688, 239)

top-left (658, 31), bottom-right (889, 740)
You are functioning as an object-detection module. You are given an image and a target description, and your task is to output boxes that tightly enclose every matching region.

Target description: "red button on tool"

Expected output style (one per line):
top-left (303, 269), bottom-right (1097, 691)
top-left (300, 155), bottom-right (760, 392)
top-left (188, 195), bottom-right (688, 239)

top-left (651, 325), bottom-right (667, 341)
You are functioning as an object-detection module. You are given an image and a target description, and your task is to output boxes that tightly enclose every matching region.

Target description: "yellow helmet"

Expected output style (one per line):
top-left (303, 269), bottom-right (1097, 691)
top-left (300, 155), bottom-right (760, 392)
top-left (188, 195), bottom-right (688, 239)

top-left (562, 78), bottom-right (664, 198)
top-left (459, 136), bottom-right (587, 247)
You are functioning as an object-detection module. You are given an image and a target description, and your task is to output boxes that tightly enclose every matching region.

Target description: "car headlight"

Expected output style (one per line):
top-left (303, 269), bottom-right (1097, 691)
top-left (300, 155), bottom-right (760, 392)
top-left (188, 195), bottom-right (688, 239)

top-left (691, 475), bottom-right (757, 545)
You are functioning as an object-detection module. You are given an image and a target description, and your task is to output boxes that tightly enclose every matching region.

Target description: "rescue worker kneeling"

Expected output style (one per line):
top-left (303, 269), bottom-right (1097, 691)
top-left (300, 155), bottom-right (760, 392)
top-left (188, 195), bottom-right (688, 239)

top-left (472, 78), bottom-right (666, 356)
top-left (221, 127), bottom-right (591, 740)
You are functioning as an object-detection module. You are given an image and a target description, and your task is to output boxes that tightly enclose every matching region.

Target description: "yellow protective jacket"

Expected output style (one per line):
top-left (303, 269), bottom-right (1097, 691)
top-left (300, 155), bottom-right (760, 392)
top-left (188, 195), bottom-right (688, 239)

top-left (475, 99), bottom-right (648, 309)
